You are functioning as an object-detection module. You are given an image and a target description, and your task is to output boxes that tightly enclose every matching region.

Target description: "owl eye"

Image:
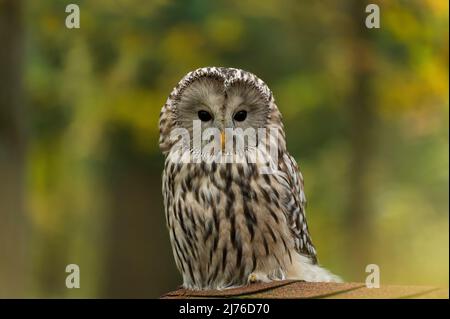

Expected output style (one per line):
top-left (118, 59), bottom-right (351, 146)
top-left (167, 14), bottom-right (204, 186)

top-left (198, 110), bottom-right (213, 122)
top-left (233, 110), bottom-right (247, 122)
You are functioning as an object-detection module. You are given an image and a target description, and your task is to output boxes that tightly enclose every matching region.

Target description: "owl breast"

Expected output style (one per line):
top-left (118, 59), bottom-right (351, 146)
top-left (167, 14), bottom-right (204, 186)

top-left (163, 158), bottom-right (296, 289)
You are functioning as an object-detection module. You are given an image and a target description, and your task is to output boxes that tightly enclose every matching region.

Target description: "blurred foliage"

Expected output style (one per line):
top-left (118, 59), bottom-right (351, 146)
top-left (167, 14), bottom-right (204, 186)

top-left (0, 0), bottom-right (447, 297)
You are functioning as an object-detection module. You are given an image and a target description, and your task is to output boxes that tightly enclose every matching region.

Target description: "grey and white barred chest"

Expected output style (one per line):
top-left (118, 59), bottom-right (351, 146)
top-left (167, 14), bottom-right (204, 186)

top-left (162, 159), bottom-right (296, 289)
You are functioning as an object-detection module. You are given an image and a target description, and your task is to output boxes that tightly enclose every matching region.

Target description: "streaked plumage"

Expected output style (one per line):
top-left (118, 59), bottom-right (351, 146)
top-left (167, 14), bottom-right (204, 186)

top-left (159, 67), bottom-right (340, 289)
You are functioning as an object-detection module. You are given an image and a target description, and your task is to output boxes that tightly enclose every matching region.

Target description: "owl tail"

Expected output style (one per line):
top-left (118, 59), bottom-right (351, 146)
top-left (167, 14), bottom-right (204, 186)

top-left (286, 253), bottom-right (343, 283)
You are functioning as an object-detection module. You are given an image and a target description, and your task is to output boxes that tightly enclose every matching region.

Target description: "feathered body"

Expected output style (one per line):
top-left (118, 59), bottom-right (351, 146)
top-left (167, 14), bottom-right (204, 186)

top-left (159, 67), bottom-right (340, 289)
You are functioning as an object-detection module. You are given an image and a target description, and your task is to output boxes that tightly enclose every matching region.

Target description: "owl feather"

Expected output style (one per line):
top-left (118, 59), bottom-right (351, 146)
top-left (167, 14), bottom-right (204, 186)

top-left (159, 67), bottom-right (341, 289)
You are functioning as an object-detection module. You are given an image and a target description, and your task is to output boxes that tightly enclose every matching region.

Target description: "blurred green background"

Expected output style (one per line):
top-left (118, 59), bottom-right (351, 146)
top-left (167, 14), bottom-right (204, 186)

top-left (0, 0), bottom-right (448, 298)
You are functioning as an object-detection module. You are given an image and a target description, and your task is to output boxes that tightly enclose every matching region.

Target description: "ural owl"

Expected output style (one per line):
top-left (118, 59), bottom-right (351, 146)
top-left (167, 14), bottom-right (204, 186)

top-left (159, 67), bottom-right (340, 290)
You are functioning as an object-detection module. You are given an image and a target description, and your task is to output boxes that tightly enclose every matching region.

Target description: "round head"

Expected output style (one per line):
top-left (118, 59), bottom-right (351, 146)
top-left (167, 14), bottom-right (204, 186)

top-left (158, 67), bottom-right (285, 155)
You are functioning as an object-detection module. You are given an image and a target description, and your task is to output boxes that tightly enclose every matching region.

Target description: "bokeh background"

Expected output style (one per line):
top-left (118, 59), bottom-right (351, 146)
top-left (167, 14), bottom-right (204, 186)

top-left (0, 0), bottom-right (448, 298)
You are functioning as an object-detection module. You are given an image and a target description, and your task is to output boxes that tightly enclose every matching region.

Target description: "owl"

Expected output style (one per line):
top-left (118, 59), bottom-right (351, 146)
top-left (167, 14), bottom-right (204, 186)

top-left (159, 67), bottom-right (340, 290)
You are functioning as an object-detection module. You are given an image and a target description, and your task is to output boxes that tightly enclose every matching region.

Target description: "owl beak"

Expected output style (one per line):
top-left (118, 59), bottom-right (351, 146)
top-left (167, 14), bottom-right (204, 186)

top-left (220, 131), bottom-right (225, 152)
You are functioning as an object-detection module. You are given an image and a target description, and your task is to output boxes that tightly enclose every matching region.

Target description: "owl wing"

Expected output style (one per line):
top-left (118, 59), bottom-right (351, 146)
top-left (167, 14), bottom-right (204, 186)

top-left (276, 153), bottom-right (318, 264)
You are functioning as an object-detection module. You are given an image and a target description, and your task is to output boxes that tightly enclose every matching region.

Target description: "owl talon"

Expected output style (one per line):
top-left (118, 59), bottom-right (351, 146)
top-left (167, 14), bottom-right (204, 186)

top-left (247, 272), bottom-right (271, 284)
top-left (248, 273), bottom-right (258, 284)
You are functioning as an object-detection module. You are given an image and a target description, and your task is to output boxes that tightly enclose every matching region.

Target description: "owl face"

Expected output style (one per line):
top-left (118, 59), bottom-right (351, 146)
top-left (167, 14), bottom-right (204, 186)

top-left (175, 77), bottom-right (270, 144)
top-left (159, 67), bottom-right (285, 158)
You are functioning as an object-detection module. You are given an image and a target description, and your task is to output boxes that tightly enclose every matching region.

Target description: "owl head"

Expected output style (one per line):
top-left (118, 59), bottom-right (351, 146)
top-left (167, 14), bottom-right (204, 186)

top-left (159, 67), bottom-right (285, 158)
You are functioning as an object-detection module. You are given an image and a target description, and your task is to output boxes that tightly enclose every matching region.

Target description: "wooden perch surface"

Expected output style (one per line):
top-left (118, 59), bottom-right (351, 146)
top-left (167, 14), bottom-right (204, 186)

top-left (161, 280), bottom-right (449, 299)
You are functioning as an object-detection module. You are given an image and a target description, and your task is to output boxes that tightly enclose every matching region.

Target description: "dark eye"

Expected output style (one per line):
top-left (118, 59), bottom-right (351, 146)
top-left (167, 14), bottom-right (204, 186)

top-left (198, 110), bottom-right (212, 122)
top-left (233, 110), bottom-right (247, 122)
